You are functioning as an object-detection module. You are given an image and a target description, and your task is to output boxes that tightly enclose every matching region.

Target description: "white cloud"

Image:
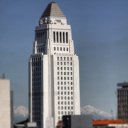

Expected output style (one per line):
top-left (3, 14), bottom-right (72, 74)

top-left (81, 105), bottom-right (113, 119)
top-left (13, 106), bottom-right (28, 123)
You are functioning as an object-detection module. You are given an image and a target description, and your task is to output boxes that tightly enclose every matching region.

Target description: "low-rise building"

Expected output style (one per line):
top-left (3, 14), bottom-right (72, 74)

top-left (62, 115), bottom-right (93, 128)
top-left (0, 78), bottom-right (12, 128)
top-left (93, 119), bottom-right (128, 128)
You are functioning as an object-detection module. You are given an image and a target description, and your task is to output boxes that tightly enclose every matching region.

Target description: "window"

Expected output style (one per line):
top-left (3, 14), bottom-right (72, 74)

top-left (63, 32), bottom-right (65, 43)
top-left (53, 32), bottom-right (55, 42)
top-left (60, 32), bottom-right (62, 43)
top-left (57, 32), bottom-right (59, 42)
top-left (66, 32), bottom-right (68, 43)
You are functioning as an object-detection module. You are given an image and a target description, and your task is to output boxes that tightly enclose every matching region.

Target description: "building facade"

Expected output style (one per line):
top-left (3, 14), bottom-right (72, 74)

top-left (93, 119), bottom-right (128, 128)
top-left (117, 82), bottom-right (128, 120)
top-left (0, 79), bottom-right (12, 128)
top-left (62, 115), bottom-right (93, 128)
top-left (29, 2), bottom-right (80, 128)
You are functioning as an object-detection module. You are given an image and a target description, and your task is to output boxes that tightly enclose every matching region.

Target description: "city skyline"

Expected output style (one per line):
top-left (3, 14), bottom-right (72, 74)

top-left (1, 0), bottom-right (128, 117)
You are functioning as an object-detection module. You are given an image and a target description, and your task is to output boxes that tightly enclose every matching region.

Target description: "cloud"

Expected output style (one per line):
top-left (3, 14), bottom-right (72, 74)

top-left (13, 105), bottom-right (113, 123)
top-left (81, 105), bottom-right (113, 119)
top-left (13, 106), bottom-right (28, 123)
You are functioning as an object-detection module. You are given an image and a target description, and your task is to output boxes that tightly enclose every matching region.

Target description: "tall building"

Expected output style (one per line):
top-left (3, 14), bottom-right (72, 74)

top-left (29, 2), bottom-right (80, 128)
top-left (0, 79), bottom-right (12, 128)
top-left (117, 82), bottom-right (128, 120)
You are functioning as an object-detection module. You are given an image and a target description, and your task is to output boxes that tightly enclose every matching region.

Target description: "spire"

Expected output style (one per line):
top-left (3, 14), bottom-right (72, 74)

top-left (40, 1), bottom-right (65, 18)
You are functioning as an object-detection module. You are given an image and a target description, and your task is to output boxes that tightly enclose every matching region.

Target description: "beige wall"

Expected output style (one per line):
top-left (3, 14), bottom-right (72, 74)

top-left (0, 79), bottom-right (11, 128)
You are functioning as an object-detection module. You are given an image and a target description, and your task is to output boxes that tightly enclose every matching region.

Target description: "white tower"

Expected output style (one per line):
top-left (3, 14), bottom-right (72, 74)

top-left (29, 2), bottom-right (80, 128)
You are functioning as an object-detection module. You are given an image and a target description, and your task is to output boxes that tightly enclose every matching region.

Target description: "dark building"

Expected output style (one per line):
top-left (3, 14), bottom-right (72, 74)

top-left (117, 82), bottom-right (128, 120)
top-left (62, 115), bottom-right (93, 128)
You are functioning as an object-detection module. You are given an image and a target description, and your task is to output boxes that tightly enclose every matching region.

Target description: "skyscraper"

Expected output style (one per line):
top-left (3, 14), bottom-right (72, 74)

top-left (117, 82), bottom-right (128, 120)
top-left (29, 2), bottom-right (80, 128)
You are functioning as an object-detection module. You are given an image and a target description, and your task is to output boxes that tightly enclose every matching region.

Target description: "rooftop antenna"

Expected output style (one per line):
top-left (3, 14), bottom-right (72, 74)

top-left (1, 73), bottom-right (6, 79)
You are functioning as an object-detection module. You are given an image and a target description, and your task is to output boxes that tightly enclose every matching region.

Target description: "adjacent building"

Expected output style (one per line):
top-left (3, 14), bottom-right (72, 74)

top-left (93, 119), bottom-right (128, 128)
top-left (0, 78), bottom-right (12, 128)
top-left (29, 2), bottom-right (80, 128)
top-left (62, 115), bottom-right (93, 128)
top-left (117, 82), bottom-right (128, 120)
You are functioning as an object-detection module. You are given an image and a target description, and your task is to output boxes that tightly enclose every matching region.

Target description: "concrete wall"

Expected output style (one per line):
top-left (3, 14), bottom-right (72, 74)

top-left (0, 79), bottom-right (11, 128)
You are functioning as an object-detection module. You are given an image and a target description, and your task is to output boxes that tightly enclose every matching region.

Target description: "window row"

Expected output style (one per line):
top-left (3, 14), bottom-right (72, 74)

top-left (57, 56), bottom-right (72, 61)
top-left (32, 63), bottom-right (41, 66)
top-left (58, 111), bottom-right (73, 115)
top-left (57, 76), bottom-right (73, 80)
top-left (32, 67), bottom-right (41, 71)
top-left (57, 72), bottom-right (73, 75)
top-left (32, 72), bottom-right (41, 77)
top-left (37, 47), bottom-right (45, 53)
top-left (57, 81), bottom-right (73, 85)
top-left (53, 31), bottom-right (68, 43)
top-left (54, 47), bottom-right (69, 52)
top-left (58, 91), bottom-right (73, 95)
top-left (36, 31), bottom-right (47, 39)
top-left (58, 106), bottom-right (73, 110)
top-left (57, 61), bottom-right (72, 65)
top-left (58, 101), bottom-right (74, 105)
top-left (57, 67), bottom-right (73, 71)
top-left (32, 57), bottom-right (41, 62)
top-left (57, 86), bottom-right (73, 90)
top-left (58, 96), bottom-right (73, 100)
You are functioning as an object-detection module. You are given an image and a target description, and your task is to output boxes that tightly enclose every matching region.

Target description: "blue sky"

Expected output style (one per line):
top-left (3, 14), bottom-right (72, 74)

top-left (0, 0), bottom-right (128, 116)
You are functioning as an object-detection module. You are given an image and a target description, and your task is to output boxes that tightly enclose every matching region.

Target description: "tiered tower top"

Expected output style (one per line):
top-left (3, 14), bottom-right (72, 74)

top-left (40, 2), bottom-right (65, 18)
